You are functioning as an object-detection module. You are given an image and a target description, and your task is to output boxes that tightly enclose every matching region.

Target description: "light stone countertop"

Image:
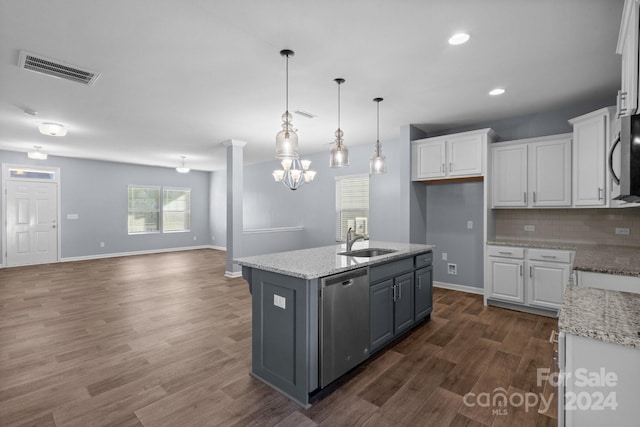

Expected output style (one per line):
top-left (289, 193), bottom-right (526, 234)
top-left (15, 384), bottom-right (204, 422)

top-left (559, 285), bottom-right (640, 349)
top-left (488, 240), bottom-right (640, 277)
top-left (234, 241), bottom-right (434, 279)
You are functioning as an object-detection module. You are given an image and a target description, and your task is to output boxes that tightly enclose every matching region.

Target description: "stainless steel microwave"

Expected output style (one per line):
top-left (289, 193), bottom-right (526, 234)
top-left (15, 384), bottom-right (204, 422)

top-left (610, 113), bottom-right (640, 203)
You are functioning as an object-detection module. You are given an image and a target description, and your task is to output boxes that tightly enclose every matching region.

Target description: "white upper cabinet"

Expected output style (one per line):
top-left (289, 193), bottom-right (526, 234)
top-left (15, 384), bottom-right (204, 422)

top-left (617, 0), bottom-right (640, 117)
top-left (492, 134), bottom-right (572, 208)
top-left (492, 144), bottom-right (528, 207)
top-left (411, 128), bottom-right (496, 181)
top-left (569, 107), bottom-right (615, 207)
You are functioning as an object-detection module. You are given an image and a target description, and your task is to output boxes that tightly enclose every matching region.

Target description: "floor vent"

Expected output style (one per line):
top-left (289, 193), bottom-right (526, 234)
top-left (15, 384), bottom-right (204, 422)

top-left (18, 51), bottom-right (100, 86)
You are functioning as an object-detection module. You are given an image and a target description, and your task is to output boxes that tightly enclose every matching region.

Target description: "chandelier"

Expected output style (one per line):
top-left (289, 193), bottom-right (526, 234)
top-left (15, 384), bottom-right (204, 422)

top-left (272, 157), bottom-right (316, 190)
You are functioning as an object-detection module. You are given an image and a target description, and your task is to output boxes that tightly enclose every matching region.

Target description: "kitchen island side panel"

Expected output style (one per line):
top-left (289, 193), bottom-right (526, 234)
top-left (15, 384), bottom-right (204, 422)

top-left (249, 268), bottom-right (318, 406)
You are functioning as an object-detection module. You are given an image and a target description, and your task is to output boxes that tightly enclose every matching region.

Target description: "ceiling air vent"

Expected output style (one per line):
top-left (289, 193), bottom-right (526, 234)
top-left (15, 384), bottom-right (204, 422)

top-left (18, 51), bottom-right (100, 86)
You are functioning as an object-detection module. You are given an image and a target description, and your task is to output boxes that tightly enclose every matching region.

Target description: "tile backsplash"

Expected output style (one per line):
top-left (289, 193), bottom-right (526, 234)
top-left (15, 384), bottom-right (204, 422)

top-left (494, 208), bottom-right (640, 247)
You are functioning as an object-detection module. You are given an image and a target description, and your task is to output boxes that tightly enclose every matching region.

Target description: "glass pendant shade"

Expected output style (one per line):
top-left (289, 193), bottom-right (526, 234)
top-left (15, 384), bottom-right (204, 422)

top-left (275, 111), bottom-right (299, 159)
top-left (370, 97), bottom-right (387, 174)
top-left (176, 156), bottom-right (190, 173)
top-left (370, 152), bottom-right (386, 174)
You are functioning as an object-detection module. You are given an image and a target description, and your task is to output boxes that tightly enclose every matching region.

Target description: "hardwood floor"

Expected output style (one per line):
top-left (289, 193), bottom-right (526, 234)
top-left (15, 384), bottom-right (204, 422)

top-left (0, 249), bottom-right (558, 426)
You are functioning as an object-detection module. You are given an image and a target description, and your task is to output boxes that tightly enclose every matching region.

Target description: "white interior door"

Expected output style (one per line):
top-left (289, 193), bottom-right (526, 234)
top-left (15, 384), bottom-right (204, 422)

top-left (6, 180), bottom-right (58, 266)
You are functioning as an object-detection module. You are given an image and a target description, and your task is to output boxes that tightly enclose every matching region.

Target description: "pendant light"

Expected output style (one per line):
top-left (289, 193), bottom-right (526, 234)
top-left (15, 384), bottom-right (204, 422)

top-left (274, 49), bottom-right (298, 159)
top-left (329, 78), bottom-right (349, 167)
top-left (176, 156), bottom-right (190, 173)
top-left (370, 97), bottom-right (387, 174)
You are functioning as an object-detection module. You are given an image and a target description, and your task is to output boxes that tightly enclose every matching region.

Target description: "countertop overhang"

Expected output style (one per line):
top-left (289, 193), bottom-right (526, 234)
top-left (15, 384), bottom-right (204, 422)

top-left (234, 241), bottom-right (434, 279)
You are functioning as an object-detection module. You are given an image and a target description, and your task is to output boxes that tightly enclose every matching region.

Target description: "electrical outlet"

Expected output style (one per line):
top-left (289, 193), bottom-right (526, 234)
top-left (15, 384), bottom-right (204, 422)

top-left (442, 252), bottom-right (448, 261)
top-left (193, 236), bottom-right (197, 241)
top-left (100, 242), bottom-right (105, 248)
top-left (273, 294), bottom-right (286, 309)
top-left (447, 263), bottom-right (457, 275)
top-left (615, 227), bottom-right (630, 235)
top-left (467, 220), bottom-right (473, 230)
top-left (66, 213), bottom-right (79, 220)
top-left (524, 225), bottom-right (535, 232)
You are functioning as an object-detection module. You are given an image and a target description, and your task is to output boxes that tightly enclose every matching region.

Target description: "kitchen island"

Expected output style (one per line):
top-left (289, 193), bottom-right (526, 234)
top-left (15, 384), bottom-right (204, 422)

top-left (234, 241), bottom-right (434, 407)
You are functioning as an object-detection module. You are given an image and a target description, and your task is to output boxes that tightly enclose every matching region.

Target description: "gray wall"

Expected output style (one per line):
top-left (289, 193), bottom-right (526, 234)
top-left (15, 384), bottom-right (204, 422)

top-left (1, 150), bottom-right (211, 262)
top-left (426, 181), bottom-right (484, 288)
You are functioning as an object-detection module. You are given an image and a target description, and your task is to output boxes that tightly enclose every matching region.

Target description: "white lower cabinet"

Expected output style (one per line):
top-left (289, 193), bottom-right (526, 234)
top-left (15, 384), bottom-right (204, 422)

top-left (486, 245), bottom-right (574, 314)
top-left (559, 332), bottom-right (640, 426)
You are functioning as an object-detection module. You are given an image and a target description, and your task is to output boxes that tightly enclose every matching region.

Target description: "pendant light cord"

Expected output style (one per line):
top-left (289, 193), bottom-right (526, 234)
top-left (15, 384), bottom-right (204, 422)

top-left (285, 53), bottom-right (289, 114)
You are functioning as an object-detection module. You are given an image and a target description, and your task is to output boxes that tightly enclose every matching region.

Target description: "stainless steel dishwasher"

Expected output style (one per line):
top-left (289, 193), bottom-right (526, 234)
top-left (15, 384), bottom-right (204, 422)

top-left (320, 267), bottom-right (370, 388)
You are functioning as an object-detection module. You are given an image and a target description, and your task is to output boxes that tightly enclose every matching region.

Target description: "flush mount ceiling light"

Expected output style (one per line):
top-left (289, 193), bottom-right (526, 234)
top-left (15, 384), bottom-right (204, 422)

top-left (330, 78), bottom-right (349, 168)
top-left (489, 88), bottom-right (506, 96)
top-left (38, 122), bottom-right (67, 136)
top-left (274, 49), bottom-right (299, 159)
top-left (370, 98), bottom-right (387, 174)
top-left (448, 32), bottom-right (470, 45)
top-left (27, 146), bottom-right (47, 160)
top-left (176, 156), bottom-right (190, 173)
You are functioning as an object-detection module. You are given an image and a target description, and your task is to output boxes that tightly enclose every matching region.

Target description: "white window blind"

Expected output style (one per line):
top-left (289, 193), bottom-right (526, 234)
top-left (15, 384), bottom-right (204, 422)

top-left (335, 175), bottom-right (369, 241)
top-left (163, 188), bottom-right (191, 232)
top-left (128, 186), bottom-right (160, 234)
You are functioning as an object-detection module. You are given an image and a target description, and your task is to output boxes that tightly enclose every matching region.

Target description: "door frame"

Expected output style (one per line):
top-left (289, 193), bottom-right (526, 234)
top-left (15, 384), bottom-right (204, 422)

top-left (1, 163), bottom-right (61, 267)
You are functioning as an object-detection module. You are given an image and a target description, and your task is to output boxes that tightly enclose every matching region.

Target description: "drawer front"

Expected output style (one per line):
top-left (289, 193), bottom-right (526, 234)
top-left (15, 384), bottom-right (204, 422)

top-left (415, 252), bottom-right (433, 268)
top-left (527, 248), bottom-right (572, 263)
top-left (487, 245), bottom-right (525, 259)
top-left (370, 257), bottom-right (414, 284)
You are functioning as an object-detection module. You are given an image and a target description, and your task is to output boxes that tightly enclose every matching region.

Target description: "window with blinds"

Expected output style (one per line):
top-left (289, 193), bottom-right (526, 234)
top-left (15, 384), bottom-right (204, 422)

top-left (163, 188), bottom-right (191, 232)
top-left (128, 186), bottom-right (161, 234)
top-left (335, 175), bottom-right (369, 241)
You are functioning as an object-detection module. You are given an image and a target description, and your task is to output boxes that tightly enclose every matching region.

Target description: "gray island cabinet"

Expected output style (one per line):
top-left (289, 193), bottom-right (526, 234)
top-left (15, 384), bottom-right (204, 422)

top-left (235, 241), bottom-right (434, 407)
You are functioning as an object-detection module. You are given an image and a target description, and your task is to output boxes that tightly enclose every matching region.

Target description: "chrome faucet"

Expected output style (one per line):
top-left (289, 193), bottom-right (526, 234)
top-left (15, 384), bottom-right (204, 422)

top-left (346, 227), bottom-right (369, 251)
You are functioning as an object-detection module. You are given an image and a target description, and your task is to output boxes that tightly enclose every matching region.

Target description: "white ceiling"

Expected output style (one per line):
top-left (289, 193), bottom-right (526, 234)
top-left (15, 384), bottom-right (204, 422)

top-left (0, 0), bottom-right (624, 171)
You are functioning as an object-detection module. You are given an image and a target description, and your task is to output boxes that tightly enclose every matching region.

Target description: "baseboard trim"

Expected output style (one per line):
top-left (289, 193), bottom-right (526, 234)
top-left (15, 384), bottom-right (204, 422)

top-left (61, 245), bottom-right (222, 263)
top-left (224, 270), bottom-right (243, 278)
top-left (433, 281), bottom-right (484, 295)
top-left (209, 245), bottom-right (227, 251)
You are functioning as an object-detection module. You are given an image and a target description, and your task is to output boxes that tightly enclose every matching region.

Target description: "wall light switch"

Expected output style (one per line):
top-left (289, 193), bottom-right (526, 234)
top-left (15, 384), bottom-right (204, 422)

top-left (442, 252), bottom-right (448, 261)
top-left (615, 227), bottom-right (630, 235)
top-left (274, 294), bottom-right (286, 309)
top-left (524, 225), bottom-right (535, 232)
top-left (467, 221), bottom-right (473, 230)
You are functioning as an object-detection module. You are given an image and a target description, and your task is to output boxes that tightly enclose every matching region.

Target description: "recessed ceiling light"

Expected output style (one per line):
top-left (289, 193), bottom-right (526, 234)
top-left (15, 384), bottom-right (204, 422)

top-left (38, 122), bottom-right (67, 136)
top-left (448, 33), bottom-right (470, 45)
top-left (489, 88), bottom-right (506, 96)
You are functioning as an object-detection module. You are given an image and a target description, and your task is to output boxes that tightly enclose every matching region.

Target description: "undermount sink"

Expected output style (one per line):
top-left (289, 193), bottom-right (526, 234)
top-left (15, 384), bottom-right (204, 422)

top-left (339, 248), bottom-right (397, 257)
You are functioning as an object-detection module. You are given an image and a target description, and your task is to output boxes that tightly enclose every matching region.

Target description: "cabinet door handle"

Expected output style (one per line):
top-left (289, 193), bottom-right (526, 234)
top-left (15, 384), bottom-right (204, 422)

top-left (618, 90), bottom-right (628, 118)
top-left (529, 266), bottom-right (533, 278)
top-left (449, 162), bottom-right (452, 172)
top-left (524, 192), bottom-right (527, 204)
top-left (519, 265), bottom-right (523, 276)
top-left (598, 187), bottom-right (603, 200)
top-left (498, 251), bottom-right (513, 255)
top-left (541, 255), bottom-right (557, 259)
top-left (417, 277), bottom-right (422, 290)
top-left (533, 191), bottom-right (537, 203)
top-left (441, 163), bottom-right (445, 173)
